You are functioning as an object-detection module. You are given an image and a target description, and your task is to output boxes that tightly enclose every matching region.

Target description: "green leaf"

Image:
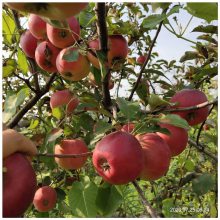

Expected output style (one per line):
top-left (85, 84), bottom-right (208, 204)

top-left (16, 88), bottom-right (30, 106)
top-left (186, 3), bottom-right (217, 23)
top-left (3, 88), bottom-right (30, 123)
top-left (184, 159), bottom-right (195, 172)
top-left (91, 66), bottom-right (102, 85)
top-left (17, 48), bottom-right (29, 75)
top-left (180, 51), bottom-right (202, 62)
top-left (159, 114), bottom-right (189, 129)
top-left (151, 3), bottom-right (171, 11)
top-left (116, 97), bottom-right (140, 120)
top-left (28, 119), bottom-right (39, 129)
top-left (3, 93), bottom-right (17, 123)
top-left (68, 181), bottom-right (98, 217)
top-left (90, 121), bottom-right (113, 146)
top-left (79, 113), bottom-right (94, 132)
top-left (162, 198), bottom-right (174, 217)
top-left (3, 65), bottom-right (15, 78)
top-left (2, 11), bottom-right (16, 45)
top-left (197, 34), bottom-right (217, 44)
top-left (192, 174), bottom-right (215, 195)
top-left (142, 5), bottom-right (180, 29)
top-left (52, 107), bottom-right (63, 120)
top-left (133, 123), bottom-right (168, 135)
top-left (62, 49), bottom-right (79, 62)
top-left (42, 18), bottom-right (68, 28)
top-left (148, 94), bottom-right (170, 111)
top-left (94, 121), bottom-right (112, 135)
top-left (96, 183), bottom-right (123, 217)
top-left (79, 10), bottom-right (95, 27)
top-left (192, 25), bottom-right (217, 34)
top-left (136, 80), bottom-right (149, 105)
top-left (96, 50), bottom-right (107, 78)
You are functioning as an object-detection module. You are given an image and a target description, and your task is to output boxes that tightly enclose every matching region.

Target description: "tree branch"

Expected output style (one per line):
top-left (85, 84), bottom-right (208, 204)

top-left (196, 103), bottom-right (215, 145)
top-left (144, 98), bottom-right (218, 114)
top-left (95, 3), bottom-right (112, 109)
top-left (128, 8), bottom-right (168, 101)
top-left (13, 72), bottom-right (37, 93)
top-left (132, 180), bottom-right (160, 218)
top-left (7, 73), bottom-right (57, 128)
top-left (188, 138), bottom-right (217, 162)
top-left (37, 151), bottom-right (93, 158)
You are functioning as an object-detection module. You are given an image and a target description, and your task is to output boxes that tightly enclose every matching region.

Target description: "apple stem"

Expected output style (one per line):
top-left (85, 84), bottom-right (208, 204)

top-left (132, 180), bottom-right (160, 218)
top-left (36, 151), bottom-right (93, 158)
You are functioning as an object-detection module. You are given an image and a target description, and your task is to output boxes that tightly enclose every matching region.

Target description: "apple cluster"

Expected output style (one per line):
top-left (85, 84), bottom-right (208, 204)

top-left (3, 3), bottom-right (211, 218)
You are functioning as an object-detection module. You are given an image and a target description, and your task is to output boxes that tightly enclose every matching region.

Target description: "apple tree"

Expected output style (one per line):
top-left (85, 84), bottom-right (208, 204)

top-left (2, 2), bottom-right (218, 218)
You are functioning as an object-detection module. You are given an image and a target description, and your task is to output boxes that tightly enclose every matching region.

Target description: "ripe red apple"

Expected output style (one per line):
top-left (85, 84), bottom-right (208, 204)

top-left (170, 89), bottom-right (209, 126)
top-left (5, 3), bottom-right (88, 20)
top-left (156, 123), bottom-right (188, 156)
top-left (20, 30), bottom-right (38, 58)
top-left (203, 124), bottom-right (210, 131)
top-left (56, 47), bottom-right (90, 81)
top-left (28, 14), bottom-right (47, 40)
top-left (54, 139), bottom-right (89, 170)
top-left (136, 133), bottom-right (171, 181)
top-left (3, 153), bottom-right (37, 217)
top-left (47, 16), bottom-right (80, 49)
top-left (33, 186), bottom-right (57, 212)
top-left (50, 89), bottom-right (79, 114)
top-left (137, 55), bottom-right (147, 64)
top-left (35, 41), bottom-right (60, 73)
top-left (87, 35), bottom-right (128, 70)
top-left (92, 131), bottom-right (144, 185)
top-left (121, 123), bottom-right (135, 133)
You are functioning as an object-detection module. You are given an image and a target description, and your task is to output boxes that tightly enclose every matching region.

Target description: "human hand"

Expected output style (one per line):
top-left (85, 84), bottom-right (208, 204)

top-left (3, 129), bottom-right (37, 159)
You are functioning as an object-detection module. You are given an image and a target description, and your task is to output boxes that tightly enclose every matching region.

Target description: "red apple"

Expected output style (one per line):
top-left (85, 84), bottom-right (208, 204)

top-left (56, 47), bottom-right (90, 81)
top-left (54, 139), bottom-right (89, 170)
top-left (3, 153), bottom-right (37, 217)
top-left (137, 55), bottom-right (147, 64)
top-left (92, 131), bottom-right (144, 185)
top-left (136, 133), bottom-right (171, 181)
top-left (35, 41), bottom-right (60, 73)
top-left (47, 16), bottom-right (80, 49)
top-left (203, 124), bottom-right (210, 131)
top-left (87, 35), bottom-right (128, 70)
top-left (121, 123), bottom-right (135, 133)
top-left (20, 30), bottom-right (38, 58)
top-left (33, 186), bottom-right (57, 212)
top-left (50, 89), bottom-right (79, 114)
top-left (5, 3), bottom-right (88, 20)
top-left (28, 14), bottom-right (47, 40)
top-left (170, 89), bottom-right (209, 126)
top-left (156, 123), bottom-right (188, 156)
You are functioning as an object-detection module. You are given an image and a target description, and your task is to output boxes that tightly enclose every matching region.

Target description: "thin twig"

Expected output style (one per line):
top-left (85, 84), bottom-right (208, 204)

top-left (13, 72), bottom-right (37, 92)
top-left (7, 73), bottom-right (57, 128)
top-left (144, 98), bottom-right (218, 114)
top-left (37, 151), bottom-right (93, 158)
top-left (132, 180), bottom-right (159, 218)
top-left (196, 103), bottom-right (215, 145)
top-left (188, 139), bottom-right (217, 162)
top-left (128, 8), bottom-right (168, 101)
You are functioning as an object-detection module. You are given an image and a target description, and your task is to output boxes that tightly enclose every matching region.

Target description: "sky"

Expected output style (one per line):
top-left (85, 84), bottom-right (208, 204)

top-left (155, 6), bottom-right (210, 62)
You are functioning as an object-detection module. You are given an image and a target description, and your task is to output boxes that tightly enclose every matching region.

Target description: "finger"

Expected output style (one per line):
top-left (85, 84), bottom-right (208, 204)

top-left (3, 129), bottom-right (38, 158)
